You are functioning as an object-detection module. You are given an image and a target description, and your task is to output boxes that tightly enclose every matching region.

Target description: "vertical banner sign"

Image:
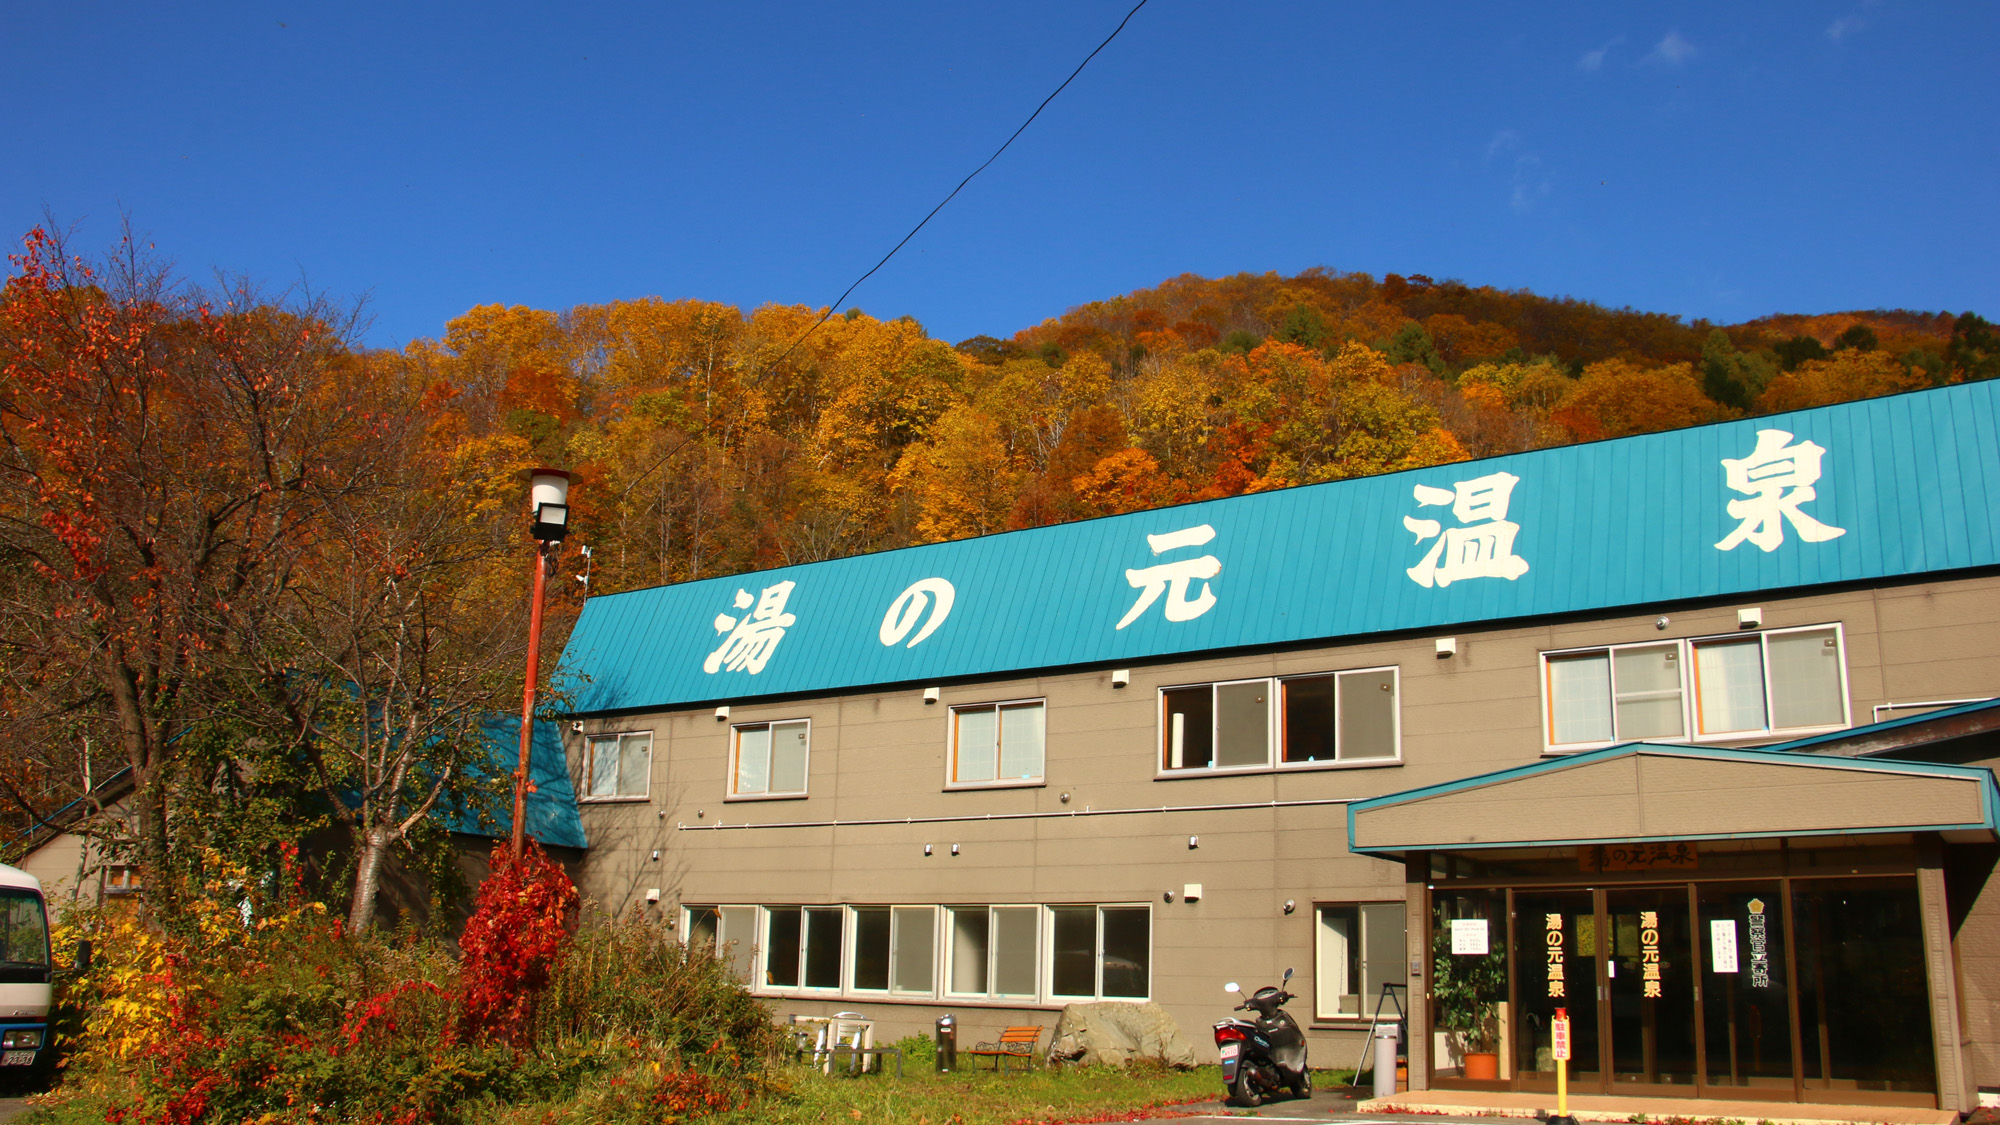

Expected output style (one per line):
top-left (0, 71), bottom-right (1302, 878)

top-left (1746, 899), bottom-right (1771, 988)
top-left (1545, 913), bottom-right (1566, 998)
top-left (1551, 1011), bottom-right (1571, 1061)
top-left (1638, 911), bottom-right (1662, 998)
top-left (1710, 919), bottom-right (1740, 974)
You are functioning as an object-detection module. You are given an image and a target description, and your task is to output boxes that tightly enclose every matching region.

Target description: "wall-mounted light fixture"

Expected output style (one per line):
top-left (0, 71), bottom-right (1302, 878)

top-left (1656, 616), bottom-right (1670, 630)
top-left (1163, 890), bottom-right (1175, 903)
top-left (1738, 607), bottom-right (1763, 629)
top-left (950, 843), bottom-right (959, 856)
top-left (1188, 835), bottom-right (1199, 849)
top-left (1182, 883), bottom-right (1203, 902)
top-left (644, 888), bottom-right (660, 903)
top-left (1283, 899), bottom-right (1296, 914)
top-left (1111, 669), bottom-right (1130, 688)
top-left (922, 686), bottom-right (940, 704)
top-left (1436, 637), bottom-right (1458, 658)
top-left (924, 843), bottom-right (933, 856)
top-left (570, 720), bottom-right (584, 733)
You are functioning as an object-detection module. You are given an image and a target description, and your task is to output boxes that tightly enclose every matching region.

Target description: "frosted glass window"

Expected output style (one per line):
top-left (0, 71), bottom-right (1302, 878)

top-left (1768, 628), bottom-right (1845, 729)
top-left (1548, 653), bottom-right (1614, 744)
top-left (998, 704), bottom-right (1045, 781)
top-left (949, 907), bottom-right (988, 995)
top-left (732, 720), bottom-right (809, 797)
top-left (952, 701), bottom-right (1044, 785)
top-left (954, 708), bottom-right (996, 782)
top-left (1695, 639), bottom-right (1768, 734)
top-left (891, 907), bottom-right (935, 994)
top-left (992, 907), bottom-right (1039, 997)
top-left (587, 733), bottom-right (651, 798)
top-left (1613, 644), bottom-right (1685, 739)
top-left (1215, 680), bottom-right (1270, 767)
top-left (1337, 669), bottom-right (1399, 760)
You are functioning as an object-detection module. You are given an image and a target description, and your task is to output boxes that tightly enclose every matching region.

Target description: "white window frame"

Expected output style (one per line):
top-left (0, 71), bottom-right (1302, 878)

top-left (1046, 904), bottom-right (1153, 1003)
top-left (728, 717), bottom-right (811, 800)
top-left (844, 904), bottom-right (940, 999)
top-left (943, 904), bottom-right (1042, 1002)
top-left (946, 698), bottom-right (1047, 790)
top-left (1314, 901), bottom-right (1408, 1022)
top-left (756, 904), bottom-right (845, 995)
top-left (581, 731), bottom-right (653, 801)
top-left (1540, 622), bottom-right (1852, 753)
top-left (1156, 667), bottom-right (1403, 778)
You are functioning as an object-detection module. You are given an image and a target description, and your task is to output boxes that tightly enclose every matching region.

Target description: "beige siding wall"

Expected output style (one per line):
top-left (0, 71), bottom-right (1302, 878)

top-left (568, 571), bottom-right (2000, 1058)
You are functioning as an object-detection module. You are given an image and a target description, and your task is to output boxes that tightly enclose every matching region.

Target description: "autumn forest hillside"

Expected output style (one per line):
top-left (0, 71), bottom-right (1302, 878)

top-left (407, 268), bottom-right (1999, 597)
top-left (4, 232), bottom-right (1999, 883)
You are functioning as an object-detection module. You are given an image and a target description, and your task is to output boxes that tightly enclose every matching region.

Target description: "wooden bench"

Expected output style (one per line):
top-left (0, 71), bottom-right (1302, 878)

top-left (965, 1026), bottom-right (1043, 1072)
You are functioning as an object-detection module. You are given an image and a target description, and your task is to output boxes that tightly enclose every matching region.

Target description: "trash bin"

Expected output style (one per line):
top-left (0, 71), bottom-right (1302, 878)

top-left (1372, 1024), bottom-right (1400, 1099)
top-left (935, 1014), bottom-right (957, 1073)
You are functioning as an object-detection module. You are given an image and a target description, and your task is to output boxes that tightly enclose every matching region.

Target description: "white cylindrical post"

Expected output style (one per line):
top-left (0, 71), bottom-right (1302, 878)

top-left (1373, 1024), bottom-right (1400, 1099)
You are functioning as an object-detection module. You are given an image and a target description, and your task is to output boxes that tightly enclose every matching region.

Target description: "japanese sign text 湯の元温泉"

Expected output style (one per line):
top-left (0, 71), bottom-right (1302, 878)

top-left (564, 385), bottom-right (2000, 713)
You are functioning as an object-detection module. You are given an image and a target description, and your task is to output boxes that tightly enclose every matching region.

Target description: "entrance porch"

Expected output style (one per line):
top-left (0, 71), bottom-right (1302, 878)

top-left (1348, 742), bottom-right (2000, 1113)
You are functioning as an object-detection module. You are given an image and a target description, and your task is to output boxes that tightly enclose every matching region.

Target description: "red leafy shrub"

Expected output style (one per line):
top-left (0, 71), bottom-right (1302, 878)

top-left (455, 840), bottom-right (579, 1047)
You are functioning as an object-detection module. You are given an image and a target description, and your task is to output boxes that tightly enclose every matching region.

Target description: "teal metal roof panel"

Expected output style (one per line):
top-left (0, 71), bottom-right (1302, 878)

top-left (561, 382), bottom-right (2000, 715)
top-left (445, 719), bottom-right (587, 851)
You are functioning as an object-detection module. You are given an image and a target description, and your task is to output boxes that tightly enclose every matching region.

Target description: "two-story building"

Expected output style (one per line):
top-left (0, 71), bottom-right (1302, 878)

top-left (556, 380), bottom-right (2000, 1115)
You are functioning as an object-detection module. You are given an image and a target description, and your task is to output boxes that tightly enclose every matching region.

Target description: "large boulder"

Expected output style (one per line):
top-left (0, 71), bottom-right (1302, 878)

top-left (1046, 1001), bottom-right (1197, 1069)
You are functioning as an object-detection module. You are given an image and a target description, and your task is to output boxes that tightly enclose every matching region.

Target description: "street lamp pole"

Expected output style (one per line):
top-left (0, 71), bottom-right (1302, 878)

top-left (512, 468), bottom-right (572, 860)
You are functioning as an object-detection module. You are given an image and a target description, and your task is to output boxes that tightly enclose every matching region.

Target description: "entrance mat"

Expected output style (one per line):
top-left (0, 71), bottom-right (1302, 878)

top-left (1356, 1091), bottom-right (1953, 1125)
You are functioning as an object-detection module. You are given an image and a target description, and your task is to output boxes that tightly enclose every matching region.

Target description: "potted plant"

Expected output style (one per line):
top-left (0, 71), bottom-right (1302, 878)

top-left (1431, 909), bottom-right (1507, 1080)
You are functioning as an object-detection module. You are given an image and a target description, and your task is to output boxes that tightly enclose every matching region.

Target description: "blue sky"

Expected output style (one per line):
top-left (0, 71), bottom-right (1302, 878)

top-left (4, 2), bottom-right (1994, 349)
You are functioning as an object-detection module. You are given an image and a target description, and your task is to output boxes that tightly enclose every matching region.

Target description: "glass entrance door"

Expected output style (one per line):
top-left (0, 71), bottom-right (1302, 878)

top-left (1512, 889), bottom-right (1601, 1092)
top-left (1605, 886), bottom-right (1697, 1090)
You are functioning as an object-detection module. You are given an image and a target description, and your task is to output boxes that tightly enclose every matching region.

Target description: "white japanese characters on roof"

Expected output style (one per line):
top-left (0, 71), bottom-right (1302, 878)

top-left (559, 383), bottom-right (2000, 715)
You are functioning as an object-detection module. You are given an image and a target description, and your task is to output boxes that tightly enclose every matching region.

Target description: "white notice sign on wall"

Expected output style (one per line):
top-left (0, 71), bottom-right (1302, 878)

top-left (1710, 919), bottom-right (1740, 973)
top-left (1451, 918), bottom-right (1490, 956)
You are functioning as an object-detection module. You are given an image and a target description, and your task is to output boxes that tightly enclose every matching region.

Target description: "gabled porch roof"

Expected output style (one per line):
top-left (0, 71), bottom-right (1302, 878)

top-left (1347, 740), bottom-right (2000, 857)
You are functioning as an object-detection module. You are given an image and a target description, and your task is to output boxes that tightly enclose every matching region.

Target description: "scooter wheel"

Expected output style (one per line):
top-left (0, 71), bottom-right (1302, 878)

top-left (1289, 1065), bottom-right (1312, 1099)
top-left (1230, 1069), bottom-right (1262, 1108)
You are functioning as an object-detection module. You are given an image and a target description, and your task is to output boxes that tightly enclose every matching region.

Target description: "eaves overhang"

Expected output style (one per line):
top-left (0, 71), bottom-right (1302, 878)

top-left (1347, 741), bottom-right (2000, 857)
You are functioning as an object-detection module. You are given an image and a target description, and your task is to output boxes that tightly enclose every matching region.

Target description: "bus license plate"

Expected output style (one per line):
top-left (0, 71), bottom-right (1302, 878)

top-left (2, 1050), bottom-right (34, 1066)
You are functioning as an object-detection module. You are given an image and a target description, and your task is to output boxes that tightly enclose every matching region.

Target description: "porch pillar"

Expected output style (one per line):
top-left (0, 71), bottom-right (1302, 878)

top-left (1404, 850), bottom-right (1430, 1092)
top-left (1917, 835), bottom-right (1970, 1112)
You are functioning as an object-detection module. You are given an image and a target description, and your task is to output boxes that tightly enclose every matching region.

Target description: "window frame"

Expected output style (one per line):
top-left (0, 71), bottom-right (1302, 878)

top-left (727, 717), bottom-right (812, 801)
top-left (581, 731), bottom-right (653, 802)
top-left (1314, 900), bottom-right (1409, 1023)
top-left (943, 904), bottom-right (1042, 1002)
top-left (1155, 666), bottom-right (1403, 779)
top-left (1540, 622), bottom-right (1852, 753)
top-left (1045, 903), bottom-right (1153, 1003)
top-left (945, 697), bottom-right (1048, 790)
top-left (844, 904), bottom-right (940, 998)
top-left (755, 904), bottom-right (845, 995)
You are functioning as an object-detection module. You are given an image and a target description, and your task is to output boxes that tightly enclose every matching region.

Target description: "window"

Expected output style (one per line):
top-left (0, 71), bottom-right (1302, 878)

top-left (730, 719), bottom-right (809, 798)
top-left (585, 732), bottom-right (652, 799)
top-left (1316, 903), bottom-right (1407, 1020)
top-left (1049, 906), bottom-right (1151, 1000)
top-left (761, 905), bottom-right (843, 991)
top-left (1543, 625), bottom-right (1848, 750)
top-left (849, 905), bottom-right (936, 995)
top-left (949, 700), bottom-right (1045, 786)
top-left (1160, 668), bottom-right (1399, 773)
top-left (684, 904), bottom-right (757, 981)
top-left (947, 905), bottom-right (1039, 999)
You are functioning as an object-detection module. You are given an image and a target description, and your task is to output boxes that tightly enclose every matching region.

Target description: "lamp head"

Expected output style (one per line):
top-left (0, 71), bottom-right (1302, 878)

top-left (527, 468), bottom-right (572, 542)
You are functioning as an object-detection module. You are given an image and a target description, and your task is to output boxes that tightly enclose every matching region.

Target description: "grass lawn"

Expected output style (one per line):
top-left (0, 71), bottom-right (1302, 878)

top-left (487, 1059), bottom-right (1232, 1125)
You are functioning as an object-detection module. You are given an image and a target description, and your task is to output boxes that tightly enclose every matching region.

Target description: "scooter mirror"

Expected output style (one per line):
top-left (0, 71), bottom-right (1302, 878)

top-left (1282, 966), bottom-right (1294, 983)
top-left (1224, 982), bottom-right (1240, 993)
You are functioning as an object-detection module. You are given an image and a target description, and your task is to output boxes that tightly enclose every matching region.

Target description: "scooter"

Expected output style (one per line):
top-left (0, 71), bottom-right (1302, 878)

top-left (1213, 967), bottom-right (1311, 1107)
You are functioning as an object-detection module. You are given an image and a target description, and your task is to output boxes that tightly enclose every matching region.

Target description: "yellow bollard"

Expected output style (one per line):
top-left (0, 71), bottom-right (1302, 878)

top-left (1549, 1007), bottom-right (1577, 1125)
